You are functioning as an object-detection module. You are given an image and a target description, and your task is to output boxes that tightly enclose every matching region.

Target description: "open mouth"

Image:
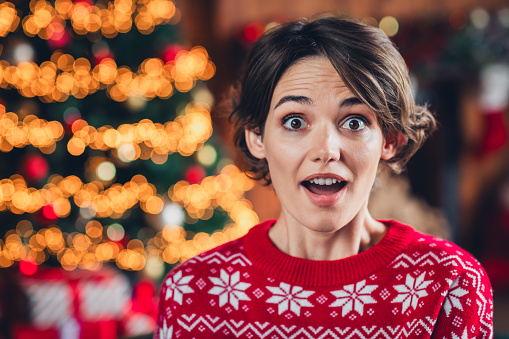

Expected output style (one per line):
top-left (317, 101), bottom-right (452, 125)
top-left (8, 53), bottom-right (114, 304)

top-left (301, 178), bottom-right (347, 195)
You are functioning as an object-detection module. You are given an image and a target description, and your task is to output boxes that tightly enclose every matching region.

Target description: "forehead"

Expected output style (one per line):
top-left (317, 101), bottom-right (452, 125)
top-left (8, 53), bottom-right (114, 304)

top-left (271, 56), bottom-right (356, 106)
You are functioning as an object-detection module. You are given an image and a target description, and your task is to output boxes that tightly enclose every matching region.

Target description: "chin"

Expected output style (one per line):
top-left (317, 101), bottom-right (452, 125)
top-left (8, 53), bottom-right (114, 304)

top-left (299, 212), bottom-right (352, 233)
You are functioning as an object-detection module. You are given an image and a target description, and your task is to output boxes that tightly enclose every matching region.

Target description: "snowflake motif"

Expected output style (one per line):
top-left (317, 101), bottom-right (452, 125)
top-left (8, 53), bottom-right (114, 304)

top-left (208, 269), bottom-right (251, 310)
top-left (391, 272), bottom-right (432, 313)
top-left (253, 288), bottom-right (264, 298)
top-left (165, 271), bottom-right (194, 305)
top-left (452, 316), bottom-right (463, 327)
top-left (266, 282), bottom-right (314, 316)
top-left (196, 278), bottom-right (206, 290)
top-left (443, 277), bottom-right (469, 316)
top-left (330, 280), bottom-right (378, 316)
top-left (452, 328), bottom-right (471, 339)
top-left (159, 320), bottom-right (173, 339)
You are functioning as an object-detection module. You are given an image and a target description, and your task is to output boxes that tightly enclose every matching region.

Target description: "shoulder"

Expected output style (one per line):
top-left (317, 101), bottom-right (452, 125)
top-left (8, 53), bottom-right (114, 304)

top-left (408, 230), bottom-right (487, 275)
top-left (401, 234), bottom-right (495, 337)
top-left (389, 223), bottom-right (492, 297)
top-left (385, 221), bottom-right (490, 286)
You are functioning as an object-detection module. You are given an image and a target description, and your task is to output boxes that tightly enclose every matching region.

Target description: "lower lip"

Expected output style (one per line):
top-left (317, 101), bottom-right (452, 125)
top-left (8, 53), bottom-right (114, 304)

top-left (302, 184), bottom-right (346, 206)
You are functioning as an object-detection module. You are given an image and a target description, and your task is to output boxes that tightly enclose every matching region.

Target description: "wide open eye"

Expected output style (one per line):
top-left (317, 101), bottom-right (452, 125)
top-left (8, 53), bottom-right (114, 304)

top-left (341, 117), bottom-right (368, 131)
top-left (283, 116), bottom-right (307, 130)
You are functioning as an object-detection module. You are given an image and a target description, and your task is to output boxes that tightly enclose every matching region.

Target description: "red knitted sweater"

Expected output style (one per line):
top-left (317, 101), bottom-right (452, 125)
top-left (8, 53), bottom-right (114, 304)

top-left (155, 220), bottom-right (493, 338)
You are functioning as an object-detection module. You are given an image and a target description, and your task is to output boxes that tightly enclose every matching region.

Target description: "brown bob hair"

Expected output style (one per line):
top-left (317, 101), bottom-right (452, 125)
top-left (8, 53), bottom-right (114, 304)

top-left (229, 14), bottom-right (436, 184)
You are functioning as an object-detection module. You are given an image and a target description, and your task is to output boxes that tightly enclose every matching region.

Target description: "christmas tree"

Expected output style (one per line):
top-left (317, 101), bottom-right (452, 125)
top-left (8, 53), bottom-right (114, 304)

top-left (0, 0), bottom-right (259, 276)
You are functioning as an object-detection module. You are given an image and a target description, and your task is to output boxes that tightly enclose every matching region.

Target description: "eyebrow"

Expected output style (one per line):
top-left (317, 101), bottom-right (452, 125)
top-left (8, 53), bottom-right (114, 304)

top-left (274, 95), bottom-right (311, 109)
top-left (339, 97), bottom-right (364, 107)
top-left (274, 95), bottom-right (364, 109)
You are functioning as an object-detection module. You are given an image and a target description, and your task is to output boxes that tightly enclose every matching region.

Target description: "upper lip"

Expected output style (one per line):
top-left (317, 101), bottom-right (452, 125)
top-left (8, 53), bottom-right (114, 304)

top-left (301, 173), bottom-right (346, 183)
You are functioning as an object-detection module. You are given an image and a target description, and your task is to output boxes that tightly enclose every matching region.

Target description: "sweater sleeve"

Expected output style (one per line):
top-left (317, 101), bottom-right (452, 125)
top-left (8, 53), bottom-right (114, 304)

top-left (431, 264), bottom-right (493, 339)
top-left (155, 267), bottom-right (195, 339)
top-left (154, 274), bottom-right (176, 339)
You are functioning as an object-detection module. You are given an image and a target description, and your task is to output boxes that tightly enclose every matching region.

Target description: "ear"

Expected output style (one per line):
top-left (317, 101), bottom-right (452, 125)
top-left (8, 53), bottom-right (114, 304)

top-left (380, 132), bottom-right (402, 160)
top-left (245, 129), bottom-right (266, 159)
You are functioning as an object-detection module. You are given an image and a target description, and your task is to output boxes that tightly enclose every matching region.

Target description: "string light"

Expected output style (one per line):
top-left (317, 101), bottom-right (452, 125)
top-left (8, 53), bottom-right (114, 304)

top-left (0, 172), bottom-right (164, 218)
top-left (0, 0), bottom-right (178, 40)
top-left (68, 102), bottom-right (213, 160)
top-left (0, 164), bottom-right (259, 271)
top-left (0, 47), bottom-right (215, 102)
top-left (0, 104), bottom-right (64, 153)
top-left (0, 1), bottom-right (254, 273)
top-left (0, 2), bottom-right (20, 37)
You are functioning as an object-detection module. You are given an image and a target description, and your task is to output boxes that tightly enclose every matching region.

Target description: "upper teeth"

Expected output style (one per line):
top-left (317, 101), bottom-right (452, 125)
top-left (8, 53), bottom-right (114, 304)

top-left (309, 178), bottom-right (338, 185)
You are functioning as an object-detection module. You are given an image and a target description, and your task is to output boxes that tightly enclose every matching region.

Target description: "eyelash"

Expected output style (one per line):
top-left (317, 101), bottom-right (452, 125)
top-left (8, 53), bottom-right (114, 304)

top-left (281, 114), bottom-right (370, 131)
top-left (341, 116), bottom-right (370, 131)
top-left (281, 114), bottom-right (306, 130)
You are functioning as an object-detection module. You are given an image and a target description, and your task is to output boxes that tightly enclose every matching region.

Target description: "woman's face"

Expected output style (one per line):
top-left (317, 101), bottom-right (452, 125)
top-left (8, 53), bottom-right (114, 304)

top-left (246, 56), bottom-right (397, 232)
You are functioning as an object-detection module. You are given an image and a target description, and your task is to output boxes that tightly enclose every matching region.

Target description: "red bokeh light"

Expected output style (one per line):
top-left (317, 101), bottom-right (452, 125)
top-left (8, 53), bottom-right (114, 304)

top-left (48, 28), bottom-right (72, 50)
top-left (244, 23), bottom-right (264, 43)
top-left (449, 10), bottom-right (468, 30)
top-left (20, 258), bottom-right (38, 276)
top-left (42, 204), bottom-right (58, 220)
top-left (185, 165), bottom-right (206, 184)
top-left (162, 45), bottom-right (185, 63)
top-left (24, 154), bottom-right (49, 182)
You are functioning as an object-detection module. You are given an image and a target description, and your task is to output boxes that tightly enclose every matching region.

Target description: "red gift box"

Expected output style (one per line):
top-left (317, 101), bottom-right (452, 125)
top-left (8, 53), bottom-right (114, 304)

top-left (13, 321), bottom-right (118, 339)
top-left (19, 267), bottom-right (131, 339)
top-left (13, 325), bottom-right (59, 339)
top-left (80, 320), bottom-right (118, 339)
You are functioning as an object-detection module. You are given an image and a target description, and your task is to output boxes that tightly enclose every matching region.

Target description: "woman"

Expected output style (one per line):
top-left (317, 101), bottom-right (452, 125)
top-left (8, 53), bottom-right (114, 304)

top-left (156, 15), bottom-right (493, 338)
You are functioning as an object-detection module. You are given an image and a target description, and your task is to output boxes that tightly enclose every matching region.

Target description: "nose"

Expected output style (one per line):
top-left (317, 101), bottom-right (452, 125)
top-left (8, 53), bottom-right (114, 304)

top-left (310, 124), bottom-right (341, 163)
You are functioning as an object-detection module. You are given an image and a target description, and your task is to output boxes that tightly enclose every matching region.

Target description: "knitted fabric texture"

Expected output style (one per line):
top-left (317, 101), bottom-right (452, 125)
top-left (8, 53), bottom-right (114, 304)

top-left (155, 220), bottom-right (493, 338)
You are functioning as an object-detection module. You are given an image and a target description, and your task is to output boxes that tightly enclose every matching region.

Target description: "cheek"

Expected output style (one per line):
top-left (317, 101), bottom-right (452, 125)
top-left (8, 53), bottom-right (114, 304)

top-left (263, 134), bottom-right (299, 163)
top-left (265, 144), bottom-right (294, 174)
top-left (347, 138), bottom-right (383, 173)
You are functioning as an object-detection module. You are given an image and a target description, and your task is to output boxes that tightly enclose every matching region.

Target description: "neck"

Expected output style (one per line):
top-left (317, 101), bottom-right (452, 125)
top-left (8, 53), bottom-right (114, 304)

top-left (268, 205), bottom-right (387, 261)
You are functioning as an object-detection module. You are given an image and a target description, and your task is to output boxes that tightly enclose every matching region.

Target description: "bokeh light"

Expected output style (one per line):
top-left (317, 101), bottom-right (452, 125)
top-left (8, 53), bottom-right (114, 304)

top-left (0, 163), bottom-right (259, 270)
top-left (96, 161), bottom-right (116, 181)
top-left (19, 258), bottom-right (37, 275)
top-left (471, 8), bottom-right (490, 29)
top-left (498, 8), bottom-right (509, 27)
top-left (0, 2), bottom-right (20, 38)
top-left (107, 223), bottom-right (125, 242)
top-left (0, 47), bottom-right (215, 103)
top-left (196, 144), bottom-right (217, 167)
top-left (162, 202), bottom-right (184, 226)
top-left (449, 10), bottom-right (468, 30)
top-left (379, 16), bottom-right (399, 37)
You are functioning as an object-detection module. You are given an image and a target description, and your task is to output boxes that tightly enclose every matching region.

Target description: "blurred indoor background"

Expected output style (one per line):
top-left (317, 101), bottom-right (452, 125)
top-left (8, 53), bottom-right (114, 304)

top-left (0, 0), bottom-right (508, 338)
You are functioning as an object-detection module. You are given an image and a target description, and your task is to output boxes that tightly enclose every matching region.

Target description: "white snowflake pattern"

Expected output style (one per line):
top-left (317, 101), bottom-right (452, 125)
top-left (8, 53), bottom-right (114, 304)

top-left (165, 270), bottom-right (194, 305)
top-left (159, 319), bottom-right (173, 339)
top-left (208, 269), bottom-right (251, 310)
top-left (391, 272), bottom-right (432, 313)
top-left (443, 277), bottom-right (469, 316)
top-left (329, 280), bottom-right (378, 316)
top-left (266, 282), bottom-right (314, 316)
top-left (452, 328), bottom-right (471, 339)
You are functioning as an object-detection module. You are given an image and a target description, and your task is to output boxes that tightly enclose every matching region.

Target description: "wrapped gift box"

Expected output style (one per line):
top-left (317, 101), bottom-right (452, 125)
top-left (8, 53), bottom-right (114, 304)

top-left (19, 266), bottom-right (131, 339)
top-left (13, 326), bottom-right (59, 339)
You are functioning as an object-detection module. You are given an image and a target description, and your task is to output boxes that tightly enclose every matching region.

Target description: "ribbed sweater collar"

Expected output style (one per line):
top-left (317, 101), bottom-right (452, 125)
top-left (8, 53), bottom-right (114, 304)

top-left (243, 219), bottom-right (415, 288)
